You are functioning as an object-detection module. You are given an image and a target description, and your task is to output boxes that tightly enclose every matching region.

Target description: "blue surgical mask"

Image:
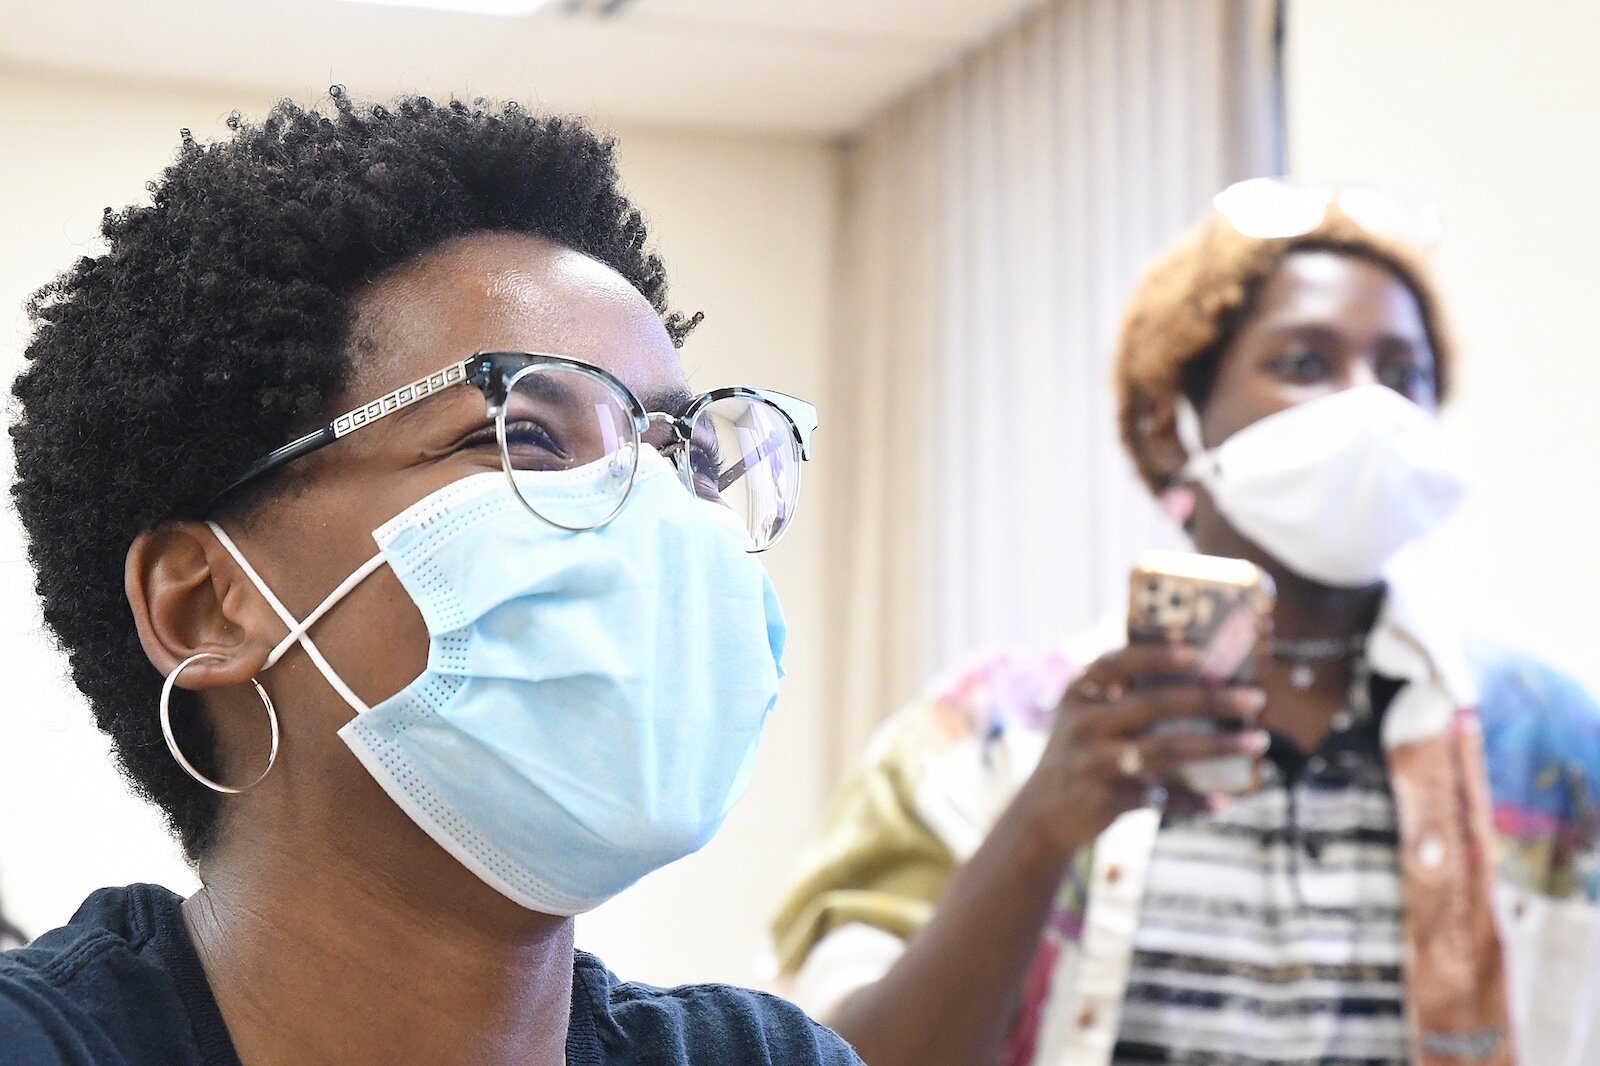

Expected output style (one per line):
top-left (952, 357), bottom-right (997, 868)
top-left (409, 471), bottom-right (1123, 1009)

top-left (210, 446), bottom-right (787, 915)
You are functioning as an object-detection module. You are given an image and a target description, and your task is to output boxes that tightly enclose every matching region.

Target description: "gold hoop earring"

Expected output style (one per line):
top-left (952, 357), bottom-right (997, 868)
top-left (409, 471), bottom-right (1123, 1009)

top-left (159, 652), bottom-right (279, 795)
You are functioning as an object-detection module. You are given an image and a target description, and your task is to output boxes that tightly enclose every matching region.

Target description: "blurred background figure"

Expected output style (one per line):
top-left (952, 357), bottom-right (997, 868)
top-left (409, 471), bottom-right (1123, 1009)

top-left (1, 0), bottom-right (1596, 1025)
top-left (771, 184), bottom-right (1600, 1065)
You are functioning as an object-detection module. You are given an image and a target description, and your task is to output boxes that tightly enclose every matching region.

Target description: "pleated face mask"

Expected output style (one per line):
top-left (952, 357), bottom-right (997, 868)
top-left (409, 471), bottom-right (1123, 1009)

top-left (211, 446), bottom-right (787, 915)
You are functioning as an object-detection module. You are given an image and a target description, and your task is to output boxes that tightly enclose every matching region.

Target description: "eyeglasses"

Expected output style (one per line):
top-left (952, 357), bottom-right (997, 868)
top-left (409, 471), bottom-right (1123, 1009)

top-left (1213, 177), bottom-right (1442, 248)
top-left (213, 351), bottom-right (818, 552)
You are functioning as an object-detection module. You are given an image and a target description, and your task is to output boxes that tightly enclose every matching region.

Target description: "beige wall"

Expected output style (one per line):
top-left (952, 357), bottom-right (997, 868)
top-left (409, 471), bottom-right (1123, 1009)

top-left (1286, 0), bottom-right (1600, 695)
top-left (0, 70), bottom-right (839, 988)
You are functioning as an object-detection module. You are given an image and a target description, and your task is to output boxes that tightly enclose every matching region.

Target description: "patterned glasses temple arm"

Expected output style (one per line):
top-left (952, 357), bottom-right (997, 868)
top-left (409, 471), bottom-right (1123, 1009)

top-left (329, 358), bottom-right (475, 439)
top-left (210, 357), bottom-right (477, 504)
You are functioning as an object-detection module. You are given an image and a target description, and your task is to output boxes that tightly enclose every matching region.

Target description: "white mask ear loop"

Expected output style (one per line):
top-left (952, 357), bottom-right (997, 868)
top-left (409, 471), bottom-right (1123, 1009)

top-left (206, 521), bottom-right (384, 715)
top-left (1172, 396), bottom-right (1215, 482)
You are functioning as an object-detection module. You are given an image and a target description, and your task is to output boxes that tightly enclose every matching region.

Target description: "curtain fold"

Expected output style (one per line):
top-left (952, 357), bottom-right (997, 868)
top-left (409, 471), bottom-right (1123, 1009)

top-left (819, 0), bottom-right (1282, 781)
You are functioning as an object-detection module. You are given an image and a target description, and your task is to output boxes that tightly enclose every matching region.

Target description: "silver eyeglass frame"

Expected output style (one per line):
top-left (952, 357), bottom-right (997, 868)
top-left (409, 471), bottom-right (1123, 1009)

top-left (211, 351), bottom-right (818, 551)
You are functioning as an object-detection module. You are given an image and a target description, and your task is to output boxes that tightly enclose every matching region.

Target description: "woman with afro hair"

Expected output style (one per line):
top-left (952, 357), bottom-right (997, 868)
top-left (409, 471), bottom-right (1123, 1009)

top-left (772, 181), bottom-right (1600, 1066)
top-left (3, 88), bottom-right (856, 1066)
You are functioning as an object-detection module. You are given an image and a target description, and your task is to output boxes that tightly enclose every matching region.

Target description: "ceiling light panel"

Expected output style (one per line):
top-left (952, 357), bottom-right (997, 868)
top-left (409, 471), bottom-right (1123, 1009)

top-left (332, 0), bottom-right (554, 16)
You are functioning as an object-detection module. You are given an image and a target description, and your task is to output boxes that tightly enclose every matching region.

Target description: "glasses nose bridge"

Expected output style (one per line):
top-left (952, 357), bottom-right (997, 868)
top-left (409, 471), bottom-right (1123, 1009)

top-left (645, 411), bottom-right (696, 489)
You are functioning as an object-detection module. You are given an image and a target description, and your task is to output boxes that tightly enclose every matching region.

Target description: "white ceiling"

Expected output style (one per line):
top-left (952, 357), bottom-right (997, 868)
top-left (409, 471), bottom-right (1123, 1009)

top-left (0, 0), bottom-right (1045, 135)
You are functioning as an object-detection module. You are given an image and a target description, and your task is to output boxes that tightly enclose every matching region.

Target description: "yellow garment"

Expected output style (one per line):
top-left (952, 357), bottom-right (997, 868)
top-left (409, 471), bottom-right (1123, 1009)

top-left (770, 701), bottom-right (961, 976)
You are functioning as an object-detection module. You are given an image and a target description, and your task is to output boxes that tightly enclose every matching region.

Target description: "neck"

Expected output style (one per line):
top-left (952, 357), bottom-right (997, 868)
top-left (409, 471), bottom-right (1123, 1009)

top-left (1265, 563), bottom-right (1385, 644)
top-left (1190, 506), bottom-right (1384, 749)
top-left (184, 836), bottom-right (574, 1066)
top-left (1189, 506), bottom-right (1385, 642)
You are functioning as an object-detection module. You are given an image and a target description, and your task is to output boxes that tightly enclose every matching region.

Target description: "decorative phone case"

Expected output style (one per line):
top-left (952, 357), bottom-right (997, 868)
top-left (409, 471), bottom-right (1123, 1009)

top-left (1128, 551), bottom-right (1276, 794)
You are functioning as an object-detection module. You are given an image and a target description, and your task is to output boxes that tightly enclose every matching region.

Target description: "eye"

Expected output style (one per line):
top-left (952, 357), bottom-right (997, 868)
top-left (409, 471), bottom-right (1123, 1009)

top-left (490, 419), bottom-right (571, 464)
top-left (689, 442), bottom-right (725, 502)
top-left (1379, 359), bottom-right (1435, 396)
top-left (456, 424), bottom-right (504, 451)
top-left (1265, 344), bottom-right (1334, 384)
top-left (690, 440), bottom-right (720, 478)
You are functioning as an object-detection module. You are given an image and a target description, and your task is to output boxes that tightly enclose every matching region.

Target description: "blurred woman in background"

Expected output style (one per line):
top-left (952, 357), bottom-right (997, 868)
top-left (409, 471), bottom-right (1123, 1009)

top-left (773, 180), bottom-right (1600, 1066)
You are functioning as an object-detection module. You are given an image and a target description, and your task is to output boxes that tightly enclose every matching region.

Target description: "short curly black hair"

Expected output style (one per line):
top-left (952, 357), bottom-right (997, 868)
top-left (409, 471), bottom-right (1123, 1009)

top-left (9, 88), bottom-right (699, 860)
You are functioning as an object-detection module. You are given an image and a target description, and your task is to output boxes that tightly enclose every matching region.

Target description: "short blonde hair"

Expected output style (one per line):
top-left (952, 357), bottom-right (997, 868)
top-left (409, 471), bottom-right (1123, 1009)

top-left (1113, 206), bottom-right (1457, 493)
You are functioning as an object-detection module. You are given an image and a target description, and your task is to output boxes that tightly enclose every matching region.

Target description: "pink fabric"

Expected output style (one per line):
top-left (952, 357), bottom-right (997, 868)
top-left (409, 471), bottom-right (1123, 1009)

top-left (999, 934), bottom-right (1060, 1066)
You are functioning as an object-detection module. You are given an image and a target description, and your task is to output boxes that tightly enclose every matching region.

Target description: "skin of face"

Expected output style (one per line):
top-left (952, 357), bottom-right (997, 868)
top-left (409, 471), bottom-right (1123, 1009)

top-left (123, 230), bottom-right (691, 1064)
top-left (1137, 247), bottom-right (1439, 572)
top-left (141, 228), bottom-right (690, 833)
top-left (1127, 247), bottom-right (1442, 752)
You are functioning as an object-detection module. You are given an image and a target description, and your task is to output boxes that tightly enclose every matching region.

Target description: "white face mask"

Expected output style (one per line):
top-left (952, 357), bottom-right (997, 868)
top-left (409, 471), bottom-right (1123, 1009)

top-left (1176, 385), bottom-right (1469, 588)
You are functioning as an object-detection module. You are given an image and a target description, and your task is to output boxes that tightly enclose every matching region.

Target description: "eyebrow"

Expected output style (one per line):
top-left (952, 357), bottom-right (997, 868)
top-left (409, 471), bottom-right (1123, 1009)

top-left (643, 387), bottom-right (696, 419)
top-left (505, 367), bottom-right (583, 410)
top-left (1265, 323), bottom-right (1423, 350)
top-left (1264, 323), bottom-right (1345, 344)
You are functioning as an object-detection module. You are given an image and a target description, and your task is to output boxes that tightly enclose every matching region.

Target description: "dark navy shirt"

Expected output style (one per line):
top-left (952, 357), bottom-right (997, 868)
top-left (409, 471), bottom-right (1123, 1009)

top-left (0, 884), bottom-right (861, 1065)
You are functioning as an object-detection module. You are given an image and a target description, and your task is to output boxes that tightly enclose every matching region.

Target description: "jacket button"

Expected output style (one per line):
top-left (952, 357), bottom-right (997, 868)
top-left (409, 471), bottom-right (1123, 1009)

top-left (1078, 1008), bottom-right (1095, 1029)
top-left (1417, 836), bottom-right (1446, 869)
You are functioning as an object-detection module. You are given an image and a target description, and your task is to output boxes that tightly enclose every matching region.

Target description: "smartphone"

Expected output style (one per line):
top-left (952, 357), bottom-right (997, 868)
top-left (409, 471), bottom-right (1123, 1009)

top-left (1127, 550), bottom-right (1275, 795)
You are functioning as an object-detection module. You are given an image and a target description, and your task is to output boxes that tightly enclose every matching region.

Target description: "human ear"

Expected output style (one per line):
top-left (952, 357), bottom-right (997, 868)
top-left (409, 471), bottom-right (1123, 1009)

top-left (1132, 395), bottom-right (1190, 489)
top-left (125, 522), bottom-right (280, 691)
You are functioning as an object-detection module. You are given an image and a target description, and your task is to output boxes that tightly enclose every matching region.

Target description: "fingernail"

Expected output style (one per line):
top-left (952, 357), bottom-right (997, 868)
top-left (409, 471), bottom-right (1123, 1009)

top-left (1241, 690), bottom-right (1267, 713)
top-left (1207, 793), bottom-right (1233, 812)
top-left (1240, 730), bottom-right (1271, 754)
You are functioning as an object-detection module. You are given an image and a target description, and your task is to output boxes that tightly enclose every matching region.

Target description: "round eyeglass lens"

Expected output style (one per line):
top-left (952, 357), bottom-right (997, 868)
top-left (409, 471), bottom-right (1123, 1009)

top-left (690, 396), bottom-right (801, 551)
top-left (500, 364), bottom-right (639, 530)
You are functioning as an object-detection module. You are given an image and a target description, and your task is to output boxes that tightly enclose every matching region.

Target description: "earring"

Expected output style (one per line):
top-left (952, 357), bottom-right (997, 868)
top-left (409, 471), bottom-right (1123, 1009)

top-left (159, 652), bottom-right (279, 795)
top-left (1159, 483), bottom-right (1197, 526)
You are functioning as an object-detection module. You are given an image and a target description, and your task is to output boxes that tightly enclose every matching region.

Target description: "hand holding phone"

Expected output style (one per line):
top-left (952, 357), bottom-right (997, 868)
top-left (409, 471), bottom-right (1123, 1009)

top-left (1128, 551), bottom-right (1275, 795)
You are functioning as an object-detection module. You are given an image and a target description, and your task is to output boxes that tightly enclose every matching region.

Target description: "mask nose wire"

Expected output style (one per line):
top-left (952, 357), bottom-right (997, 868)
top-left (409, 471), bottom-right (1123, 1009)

top-left (205, 521), bottom-right (385, 715)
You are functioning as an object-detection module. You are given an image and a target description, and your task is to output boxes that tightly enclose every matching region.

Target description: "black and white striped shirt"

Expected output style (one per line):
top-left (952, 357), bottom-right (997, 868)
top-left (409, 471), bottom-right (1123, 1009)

top-left (1114, 679), bottom-right (1409, 1065)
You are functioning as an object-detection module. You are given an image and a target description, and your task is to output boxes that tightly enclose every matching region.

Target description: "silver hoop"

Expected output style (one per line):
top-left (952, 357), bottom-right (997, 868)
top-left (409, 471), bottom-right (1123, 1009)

top-left (159, 652), bottom-right (279, 795)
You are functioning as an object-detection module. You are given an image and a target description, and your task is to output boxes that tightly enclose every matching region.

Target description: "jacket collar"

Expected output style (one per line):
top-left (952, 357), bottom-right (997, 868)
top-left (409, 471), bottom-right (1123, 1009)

top-left (1368, 561), bottom-right (1477, 746)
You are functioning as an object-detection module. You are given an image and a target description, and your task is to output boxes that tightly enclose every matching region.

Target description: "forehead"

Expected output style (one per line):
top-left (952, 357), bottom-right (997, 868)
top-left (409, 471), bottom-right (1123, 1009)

top-left (1251, 249), bottom-right (1427, 338)
top-left (343, 231), bottom-right (684, 404)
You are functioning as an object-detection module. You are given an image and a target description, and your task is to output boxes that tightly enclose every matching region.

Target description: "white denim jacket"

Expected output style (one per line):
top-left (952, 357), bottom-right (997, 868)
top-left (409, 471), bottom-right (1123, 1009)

top-left (773, 587), bottom-right (1600, 1065)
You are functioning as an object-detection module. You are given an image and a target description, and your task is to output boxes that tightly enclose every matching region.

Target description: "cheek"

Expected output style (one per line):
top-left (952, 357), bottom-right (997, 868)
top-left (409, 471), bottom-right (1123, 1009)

top-left (1198, 371), bottom-right (1301, 447)
top-left (1408, 376), bottom-right (1440, 413)
top-left (315, 566), bottom-right (431, 707)
top-left (1199, 342), bottom-right (1293, 446)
